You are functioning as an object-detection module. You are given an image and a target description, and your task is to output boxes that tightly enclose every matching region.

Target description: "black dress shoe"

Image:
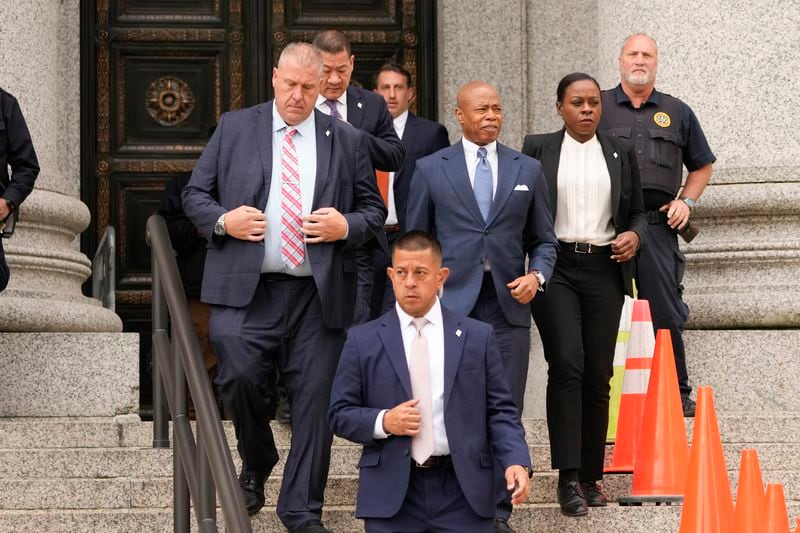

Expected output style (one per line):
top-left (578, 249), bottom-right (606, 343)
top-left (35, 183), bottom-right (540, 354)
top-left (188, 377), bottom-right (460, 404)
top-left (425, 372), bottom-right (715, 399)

top-left (682, 396), bottom-right (696, 417)
top-left (495, 517), bottom-right (516, 533)
top-left (581, 481), bottom-right (608, 507)
top-left (291, 519), bottom-right (332, 533)
top-left (238, 469), bottom-right (267, 516)
top-left (557, 479), bottom-right (588, 517)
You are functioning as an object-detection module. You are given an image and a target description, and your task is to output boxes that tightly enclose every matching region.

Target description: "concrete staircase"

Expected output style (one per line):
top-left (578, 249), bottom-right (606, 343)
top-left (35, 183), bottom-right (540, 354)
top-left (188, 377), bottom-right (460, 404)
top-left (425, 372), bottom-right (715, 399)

top-left (0, 414), bottom-right (798, 532)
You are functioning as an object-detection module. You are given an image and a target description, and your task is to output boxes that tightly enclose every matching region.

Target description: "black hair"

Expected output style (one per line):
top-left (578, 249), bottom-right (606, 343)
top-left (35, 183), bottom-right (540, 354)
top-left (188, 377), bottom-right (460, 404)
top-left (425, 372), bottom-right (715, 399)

top-left (373, 62), bottom-right (413, 89)
top-left (392, 231), bottom-right (442, 262)
top-left (556, 72), bottom-right (601, 103)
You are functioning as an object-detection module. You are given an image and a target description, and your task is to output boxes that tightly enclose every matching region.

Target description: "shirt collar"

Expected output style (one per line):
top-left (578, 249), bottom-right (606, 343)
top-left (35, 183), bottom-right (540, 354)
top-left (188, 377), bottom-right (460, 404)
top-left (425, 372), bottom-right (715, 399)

top-left (393, 110), bottom-right (409, 132)
top-left (395, 297), bottom-right (443, 331)
top-left (273, 102), bottom-right (316, 137)
top-left (461, 137), bottom-right (497, 159)
top-left (562, 132), bottom-right (599, 149)
top-left (316, 92), bottom-right (347, 108)
top-left (613, 83), bottom-right (663, 107)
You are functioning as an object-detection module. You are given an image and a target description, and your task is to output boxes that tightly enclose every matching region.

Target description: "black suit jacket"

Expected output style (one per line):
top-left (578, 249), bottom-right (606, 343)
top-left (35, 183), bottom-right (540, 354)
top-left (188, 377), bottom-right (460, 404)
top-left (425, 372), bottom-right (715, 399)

top-left (521, 129), bottom-right (647, 297)
top-left (0, 88), bottom-right (39, 210)
top-left (394, 113), bottom-right (450, 233)
top-left (182, 103), bottom-right (387, 329)
top-left (345, 86), bottom-right (404, 172)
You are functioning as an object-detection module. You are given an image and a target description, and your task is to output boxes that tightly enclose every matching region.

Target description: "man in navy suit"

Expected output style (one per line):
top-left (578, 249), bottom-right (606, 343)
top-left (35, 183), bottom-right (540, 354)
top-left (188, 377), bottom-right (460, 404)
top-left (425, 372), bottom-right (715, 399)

top-left (182, 42), bottom-right (386, 533)
top-left (405, 81), bottom-right (557, 531)
top-left (368, 62), bottom-right (451, 315)
top-left (329, 231), bottom-right (531, 533)
top-left (311, 29), bottom-right (405, 325)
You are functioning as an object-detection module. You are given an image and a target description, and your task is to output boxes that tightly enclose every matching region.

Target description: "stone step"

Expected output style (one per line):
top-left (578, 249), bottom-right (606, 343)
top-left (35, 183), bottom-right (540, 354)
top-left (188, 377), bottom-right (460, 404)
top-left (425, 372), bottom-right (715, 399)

top-left (1, 439), bottom-right (798, 481)
top-left (2, 413), bottom-right (799, 449)
top-left (0, 503), bottom-right (798, 533)
top-left (4, 468), bottom-right (800, 511)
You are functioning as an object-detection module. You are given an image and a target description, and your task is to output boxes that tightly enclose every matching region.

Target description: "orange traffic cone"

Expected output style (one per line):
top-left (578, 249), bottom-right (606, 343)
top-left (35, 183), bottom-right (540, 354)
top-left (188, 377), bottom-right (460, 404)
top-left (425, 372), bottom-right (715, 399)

top-left (606, 299), bottom-right (655, 473)
top-left (795, 517), bottom-right (799, 533)
top-left (619, 329), bottom-right (689, 505)
top-left (679, 386), bottom-right (734, 532)
top-left (764, 484), bottom-right (791, 533)
top-left (734, 449), bottom-right (766, 533)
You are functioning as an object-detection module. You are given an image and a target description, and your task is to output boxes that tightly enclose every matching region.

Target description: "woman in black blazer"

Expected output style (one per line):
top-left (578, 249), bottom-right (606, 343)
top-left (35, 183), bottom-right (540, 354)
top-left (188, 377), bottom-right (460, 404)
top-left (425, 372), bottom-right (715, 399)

top-left (522, 73), bottom-right (647, 517)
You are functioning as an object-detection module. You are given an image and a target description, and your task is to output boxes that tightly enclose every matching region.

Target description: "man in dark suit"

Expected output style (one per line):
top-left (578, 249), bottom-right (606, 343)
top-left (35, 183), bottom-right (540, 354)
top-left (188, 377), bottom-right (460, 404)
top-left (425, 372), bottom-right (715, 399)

top-left (0, 87), bottom-right (40, 291)
top-left (406, 81), bottom-right (557, 531)
top-left (182, 42), bottom-right (386, 533)
top-left (311, 29), bottom-right (404, 324)
top-left (329, 231), bottom-right (532, 533)
top-left (368, 62), bottom-right (450, 314)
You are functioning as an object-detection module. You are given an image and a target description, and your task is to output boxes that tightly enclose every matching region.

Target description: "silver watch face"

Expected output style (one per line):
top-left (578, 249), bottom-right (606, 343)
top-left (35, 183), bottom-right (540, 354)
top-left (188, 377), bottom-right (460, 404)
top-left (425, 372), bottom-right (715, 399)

top-left (214, 221), bottom-right (224, 236)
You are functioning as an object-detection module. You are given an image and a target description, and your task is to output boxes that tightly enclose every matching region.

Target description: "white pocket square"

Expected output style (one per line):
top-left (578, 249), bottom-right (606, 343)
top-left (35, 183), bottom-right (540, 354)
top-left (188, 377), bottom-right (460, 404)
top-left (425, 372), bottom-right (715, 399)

top-left (513, 184), bottom-right (530, 191)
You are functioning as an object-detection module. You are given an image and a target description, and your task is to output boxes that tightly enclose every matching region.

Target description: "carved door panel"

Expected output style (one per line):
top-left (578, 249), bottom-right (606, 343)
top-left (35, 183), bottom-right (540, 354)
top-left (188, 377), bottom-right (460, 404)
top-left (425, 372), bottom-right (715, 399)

top-left (82, 0), bottom-right (437, 415)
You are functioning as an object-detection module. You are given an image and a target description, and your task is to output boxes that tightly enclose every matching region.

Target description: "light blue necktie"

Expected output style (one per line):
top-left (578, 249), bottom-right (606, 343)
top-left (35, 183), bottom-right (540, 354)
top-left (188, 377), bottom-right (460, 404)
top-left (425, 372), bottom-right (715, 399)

top-left (474, 146), bottom-right (493, 222)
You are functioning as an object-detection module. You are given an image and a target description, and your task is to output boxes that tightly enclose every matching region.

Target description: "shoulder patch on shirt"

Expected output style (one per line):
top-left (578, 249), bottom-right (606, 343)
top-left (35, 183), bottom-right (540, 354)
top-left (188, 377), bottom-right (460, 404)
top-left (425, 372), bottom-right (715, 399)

top-left (653, 112), bottom-right (671, 128)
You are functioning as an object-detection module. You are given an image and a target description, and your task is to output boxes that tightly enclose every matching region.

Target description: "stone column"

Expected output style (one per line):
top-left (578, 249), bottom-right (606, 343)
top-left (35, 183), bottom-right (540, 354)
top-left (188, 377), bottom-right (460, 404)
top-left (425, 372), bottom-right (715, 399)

top-left (0, 0), bottom-right (121, 331)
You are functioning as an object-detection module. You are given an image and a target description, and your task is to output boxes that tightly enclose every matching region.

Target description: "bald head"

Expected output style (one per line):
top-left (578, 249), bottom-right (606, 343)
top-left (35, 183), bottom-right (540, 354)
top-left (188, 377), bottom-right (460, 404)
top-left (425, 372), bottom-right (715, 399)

top-left (455, 82), bottom-right (502, 145)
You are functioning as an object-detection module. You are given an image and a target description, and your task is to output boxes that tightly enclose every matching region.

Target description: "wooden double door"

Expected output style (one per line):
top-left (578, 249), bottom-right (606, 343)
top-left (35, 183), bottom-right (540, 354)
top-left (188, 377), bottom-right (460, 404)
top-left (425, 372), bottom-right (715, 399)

top-left (80, 0), bottom-right (438, 414)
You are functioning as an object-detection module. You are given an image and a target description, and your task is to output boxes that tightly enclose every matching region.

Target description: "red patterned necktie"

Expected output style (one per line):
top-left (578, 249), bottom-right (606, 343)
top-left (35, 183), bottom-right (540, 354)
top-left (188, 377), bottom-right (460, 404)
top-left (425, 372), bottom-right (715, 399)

top-left (280, 128), bottom-right (304, 267)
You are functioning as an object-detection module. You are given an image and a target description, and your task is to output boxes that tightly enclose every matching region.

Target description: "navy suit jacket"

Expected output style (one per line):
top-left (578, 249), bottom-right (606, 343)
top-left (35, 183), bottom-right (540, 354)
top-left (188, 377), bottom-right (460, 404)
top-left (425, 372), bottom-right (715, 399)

top-left (521, 130), bottom-right (648, 297)
top-left (345, 86), bottom-right (404, 172)
top-left (182, 103), bottom-right (387, 329)
top-left (328, 305), bottom-right (531, 519)
top-left (394, 113), bottom-right (450, 233)
top-left (406, 142), bottom-right (558, 327)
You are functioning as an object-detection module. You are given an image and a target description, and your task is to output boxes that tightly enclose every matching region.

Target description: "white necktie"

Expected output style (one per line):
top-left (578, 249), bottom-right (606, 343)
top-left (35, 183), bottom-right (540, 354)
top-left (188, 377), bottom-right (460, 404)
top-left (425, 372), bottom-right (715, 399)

top-left (409, 317), bottom-right (434, 464)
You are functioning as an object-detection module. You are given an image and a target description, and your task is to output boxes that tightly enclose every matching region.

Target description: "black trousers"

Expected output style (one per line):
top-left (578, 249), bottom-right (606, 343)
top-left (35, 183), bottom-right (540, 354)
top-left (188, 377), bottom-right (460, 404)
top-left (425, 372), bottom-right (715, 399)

top-left (209, 276), bottom-right (345, 529)
top-left (532, 250), bottom-right (624, 481)
top-left (637, 221), bottom-right (691, 396)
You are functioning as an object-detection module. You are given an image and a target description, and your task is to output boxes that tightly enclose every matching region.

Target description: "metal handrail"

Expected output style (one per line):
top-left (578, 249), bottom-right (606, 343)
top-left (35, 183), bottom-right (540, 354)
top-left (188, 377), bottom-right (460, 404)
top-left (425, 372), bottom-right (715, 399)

top-left (147, 214), bottom-right (251, 533)
top-left (92, 226), bottom-right (116, 311)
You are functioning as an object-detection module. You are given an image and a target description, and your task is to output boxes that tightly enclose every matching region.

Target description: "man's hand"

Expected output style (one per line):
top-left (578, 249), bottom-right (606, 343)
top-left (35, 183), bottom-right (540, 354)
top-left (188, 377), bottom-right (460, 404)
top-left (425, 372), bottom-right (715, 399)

top-left (505, 465), bottom-right (531, 505)
top-left (383, 399), bottom-right (421, 436)
top-left (507, 273), bottom-right (540, 304)
top-left (0, 199), bottom-right (12, 221)
top-left (610, 231), bottom-right (640, 263)
top-left (659, 199), bottom-right (690, 231)
top-left (302, 207), bottom-right (348, 243)
top-left (224, 206), bottom-right (266, 241)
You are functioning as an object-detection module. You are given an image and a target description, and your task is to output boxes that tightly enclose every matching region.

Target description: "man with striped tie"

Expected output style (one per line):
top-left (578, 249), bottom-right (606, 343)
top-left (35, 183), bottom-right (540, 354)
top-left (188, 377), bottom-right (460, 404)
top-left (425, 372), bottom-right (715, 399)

top-left (182, 42), bottom-right (386, 533)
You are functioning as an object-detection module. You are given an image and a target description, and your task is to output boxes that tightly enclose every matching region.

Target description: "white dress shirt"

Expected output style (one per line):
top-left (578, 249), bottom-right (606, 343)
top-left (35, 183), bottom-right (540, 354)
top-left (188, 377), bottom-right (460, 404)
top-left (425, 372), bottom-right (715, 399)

top-left (461, 137), bottom-right (498, 199)
top-left (384, 110), bottom-right (409, 226)
top-left (316, 93), bottom-right (347, 122)
top-left (555, 134), bottom-right (615, 245)
top-left (261, 104), bottom-right (317, 275)
top-left (373, 298), bottom-right (450, 457)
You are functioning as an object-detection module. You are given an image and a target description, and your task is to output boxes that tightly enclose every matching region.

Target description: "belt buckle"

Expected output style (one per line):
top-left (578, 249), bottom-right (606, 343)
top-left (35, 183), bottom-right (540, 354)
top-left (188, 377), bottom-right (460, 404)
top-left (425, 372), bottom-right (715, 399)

top-left (416, 460), bottom-right (432, 469)
top-left (574, 242), bottom-right (591, 254)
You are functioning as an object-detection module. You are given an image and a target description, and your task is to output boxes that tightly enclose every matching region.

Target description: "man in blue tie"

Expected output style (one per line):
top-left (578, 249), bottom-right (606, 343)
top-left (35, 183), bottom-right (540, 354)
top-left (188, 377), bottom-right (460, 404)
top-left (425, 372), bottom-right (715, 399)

top-left (405, 81), bottom-right (558, 532)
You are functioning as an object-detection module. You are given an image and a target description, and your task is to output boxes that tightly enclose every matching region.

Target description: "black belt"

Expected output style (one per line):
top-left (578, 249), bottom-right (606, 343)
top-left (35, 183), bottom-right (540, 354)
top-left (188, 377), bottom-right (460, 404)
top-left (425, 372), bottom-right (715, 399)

top-left (415, 455), bottom-right (453, 469)
top-left (646, 210), bottom-right (669, 225)
top-left (260, 273), bottom-right (311, 282)
top-left (384, 224), bottom-right (401, 234)
top-left (558, 240), bottom-right (612, 254)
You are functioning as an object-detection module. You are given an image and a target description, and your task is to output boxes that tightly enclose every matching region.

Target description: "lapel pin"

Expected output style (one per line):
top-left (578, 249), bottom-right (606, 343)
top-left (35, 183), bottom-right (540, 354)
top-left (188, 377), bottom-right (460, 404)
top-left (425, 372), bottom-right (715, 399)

top-left (455, 329), bottom-right (462, 337)
top-left (613, 152), bottom-right (618, 159)
top-left (357, 102), bottom-right (363, 109)
top-left (325, 130), bottom-right (330, 137)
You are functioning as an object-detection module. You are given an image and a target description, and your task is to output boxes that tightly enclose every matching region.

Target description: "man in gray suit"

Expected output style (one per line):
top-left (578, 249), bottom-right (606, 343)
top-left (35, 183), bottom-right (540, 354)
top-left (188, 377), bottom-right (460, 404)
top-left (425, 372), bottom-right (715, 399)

top-left (405, 81), bottom-right (558, 533)
top-left (182, 42), bottom-right (386, 533)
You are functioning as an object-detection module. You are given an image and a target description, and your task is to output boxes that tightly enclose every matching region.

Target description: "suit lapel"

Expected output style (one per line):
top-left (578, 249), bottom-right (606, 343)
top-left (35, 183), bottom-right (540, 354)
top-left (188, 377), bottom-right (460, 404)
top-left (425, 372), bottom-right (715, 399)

top-left (346, 88), bottom-right (365, 128)
top-left (598, 133), bottom-right (622, 222)
top-left (312, 110), bottom-right (333, 209)
top-left (540, 131), bottom-right (563, 218)
top-left (254, 104), bottom-right (274, 199)
top-left (378, 310), bottom-right (412, 398)
top-left (486, 144), bottom-right (520, 226)
top-left (442, 144), bottom-right (485, 226)
top-left (441, 309), bottom-right (464, 411)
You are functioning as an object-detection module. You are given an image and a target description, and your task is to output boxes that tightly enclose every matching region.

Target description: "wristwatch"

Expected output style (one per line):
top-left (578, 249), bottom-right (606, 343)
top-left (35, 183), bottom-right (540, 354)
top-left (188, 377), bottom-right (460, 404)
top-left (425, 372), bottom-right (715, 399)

top-left (679, 196), bottom-right (696, 211)
top-left (213, 213), bottom-right (227, 236)
top-left (531, 270), bottom-right (545, 291)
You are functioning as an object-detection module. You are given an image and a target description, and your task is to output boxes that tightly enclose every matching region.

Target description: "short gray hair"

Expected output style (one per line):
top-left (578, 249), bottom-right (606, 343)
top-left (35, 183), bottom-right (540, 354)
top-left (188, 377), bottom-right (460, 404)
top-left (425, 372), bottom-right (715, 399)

top-left (620, 32), bottom-right (658, 57)
top-left (278, 42), bottom-right (323, 74)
